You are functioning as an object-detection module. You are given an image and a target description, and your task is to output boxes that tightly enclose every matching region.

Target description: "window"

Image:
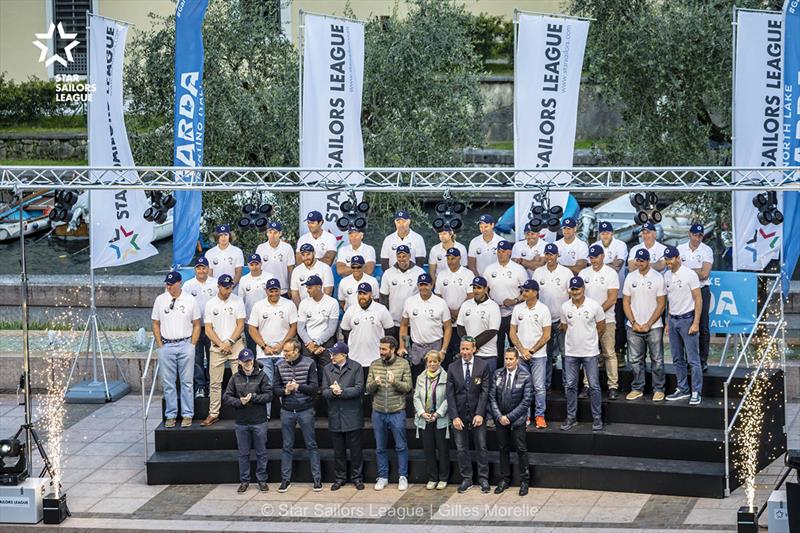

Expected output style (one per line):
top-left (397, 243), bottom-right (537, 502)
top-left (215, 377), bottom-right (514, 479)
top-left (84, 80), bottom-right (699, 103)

top-left (52, 0), bottom-right (92, 76)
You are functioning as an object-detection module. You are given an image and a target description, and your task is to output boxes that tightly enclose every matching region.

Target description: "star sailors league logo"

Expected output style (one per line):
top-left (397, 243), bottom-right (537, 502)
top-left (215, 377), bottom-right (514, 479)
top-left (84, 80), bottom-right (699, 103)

top-left (108, 225), bottom-right (141, 260)
top-left (744, 227), bottom-right (779, 264)
top-left (33, 22), bottom-right (79, 67)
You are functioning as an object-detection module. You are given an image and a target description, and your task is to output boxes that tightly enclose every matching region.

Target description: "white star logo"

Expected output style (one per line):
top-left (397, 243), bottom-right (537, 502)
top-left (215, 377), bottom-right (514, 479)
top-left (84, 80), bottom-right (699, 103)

top-left (33, 22), bottom-right (79, 68)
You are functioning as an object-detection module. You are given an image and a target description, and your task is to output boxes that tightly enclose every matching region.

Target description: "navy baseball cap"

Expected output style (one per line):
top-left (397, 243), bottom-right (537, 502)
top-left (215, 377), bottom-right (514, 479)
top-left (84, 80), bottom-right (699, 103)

top-left (562, 218), bottom-right (577, 228)
top-left (598, 221), bottom-right (613, 233)
top-left (524, 222), bottom-right (539, 233)
top-left (446, 247), bottom-right (461, 257)
top-left (520, 279), bottom-right (540, 291)
top-left (267, 221), bottom-right (283, 232)
top-left (417, 273), bottom-right (433, 285)
top-left (479, 214), bottom-right (495, 224)
top-left (238, 348), bottom-right (255, 361)
top-left (305, 211), bottom-right (323, 222)
top-left (329, 342), bottom-right (349, 355)
top-left (194, 256), bottom-right (209, 268)
top-left (394, 210), bottom-right (411, 220)
top-left (350, 255), bottom-right (365, 266)
top-left (497, 240), bottom-right (513, 251)
top-left (690, 223), bottom-right (704, 235)
top-left (266, 278), bottom-right (281, 290)
top-left (588, 244), bottom-right (604, 258)
top-left (437, 223), bottom-right (453, 233)
top-left (299, 243), bottom-right (315, 253)
top-left (664, 246), bottom-right (680, 259)
top-left (544, 243), bottom-right (559, 255)
top-left (218, 274), bottom-right (234, 288)
top-left (634, 248), bottom-right (650, 262)
top-left (215, 223), bottom-right (231, 234)
top-left (641, 222), bottom-right (656, 232)
top-left (471, 276), bottom-right (488, 288)
top-left (303, 275), bottom-right (323, 286)
top-left (396, 244), bottom-right (411, 255)
top-left (164, 271), bottom-right (182, 285)
top-left (247, 253), bottom-right (262, 264)
top-left (357, 282), bottom-right (373, 293)
top-left (569, 276), bottom-right (585, 289)
top-left (347, 225), bottom-right (363, 233)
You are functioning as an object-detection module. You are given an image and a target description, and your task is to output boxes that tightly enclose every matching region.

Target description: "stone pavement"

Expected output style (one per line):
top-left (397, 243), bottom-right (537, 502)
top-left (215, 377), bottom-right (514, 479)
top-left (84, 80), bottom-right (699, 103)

top-left (1, 393), bottom-right (798, 532)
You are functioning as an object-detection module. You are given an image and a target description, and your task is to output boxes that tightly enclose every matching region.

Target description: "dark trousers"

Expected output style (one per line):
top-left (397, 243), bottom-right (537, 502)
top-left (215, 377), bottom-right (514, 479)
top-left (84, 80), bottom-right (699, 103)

top-left (280, 408), bottom-right (321, 482)
top-left (244, 328), bottom-right (257, 353)
top-left (452, 424), bottom-right (488, 483)
top-left (614, 299), bottom-right (627, 356)
top-left (443, 325), bottom-right (460, 370)
top-left (422, 423), bottom-right (450, 482)
top-left (387, 326), bottom-right (400, 343)
top-left (302, 338), bottom-right (334, 386)
top-left (193, 331), bottom-right (211, 393)
top-left (496, 315), bottom-right (512, 368)
top-left (700, 286), bottom-right (711, 367)
top-left (496, 423), bottom-right (529, 483)
top-left (235, 421), bottom-right (268, 483)
top-left (331, 430), bottom-right (364, 483)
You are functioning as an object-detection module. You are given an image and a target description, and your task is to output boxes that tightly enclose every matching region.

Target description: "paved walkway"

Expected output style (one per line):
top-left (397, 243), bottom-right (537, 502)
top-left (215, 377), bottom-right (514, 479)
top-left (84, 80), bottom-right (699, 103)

top-left (1, 393), bottom-right (797, 532)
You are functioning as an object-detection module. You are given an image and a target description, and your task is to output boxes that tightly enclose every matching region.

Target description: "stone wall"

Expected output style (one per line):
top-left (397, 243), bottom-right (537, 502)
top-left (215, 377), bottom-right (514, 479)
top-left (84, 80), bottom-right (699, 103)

top-left (0, 132), bottom-right (87, 161)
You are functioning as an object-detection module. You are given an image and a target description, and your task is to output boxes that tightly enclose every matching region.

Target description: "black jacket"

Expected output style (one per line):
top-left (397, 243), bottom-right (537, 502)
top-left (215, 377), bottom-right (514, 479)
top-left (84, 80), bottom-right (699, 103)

top-left (222, 361), bottom-right (273, 425)
top-left (274, 355), bottom-right (318, 411)
top-left (446, 356), bottom-right (490, 422)
top-left (321, 358), bottom-right (364, 432)
top-left (489, 366), bottom-right (533, 428)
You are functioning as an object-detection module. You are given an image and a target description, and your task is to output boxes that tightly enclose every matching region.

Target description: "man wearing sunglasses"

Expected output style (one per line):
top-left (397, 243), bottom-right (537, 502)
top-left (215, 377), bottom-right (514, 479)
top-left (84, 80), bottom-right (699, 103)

top-left (337, 255), bottom-right (379, 311)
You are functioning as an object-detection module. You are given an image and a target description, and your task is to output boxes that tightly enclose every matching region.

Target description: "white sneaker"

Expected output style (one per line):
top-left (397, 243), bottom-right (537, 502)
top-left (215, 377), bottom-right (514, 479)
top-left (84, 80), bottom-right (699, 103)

top-left (426, 481), bottom-right (437, 490)
top-left (436, 481), bottom-right (447, 490)
top-left (374, 477), bottom-right (388, 491)
top-left (398, 476), bottom-right (408, 491)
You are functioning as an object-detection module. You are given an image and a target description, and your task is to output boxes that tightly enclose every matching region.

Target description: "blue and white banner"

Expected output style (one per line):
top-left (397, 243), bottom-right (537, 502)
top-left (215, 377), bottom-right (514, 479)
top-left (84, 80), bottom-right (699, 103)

top-left (88, 15), bottom-right (157, 269)
top-left (782, 0), bottom-right (800, 293)
top-left (172, 0), bottom-right (208, 266)
top-left (708, 271), bottom-right (758, 334)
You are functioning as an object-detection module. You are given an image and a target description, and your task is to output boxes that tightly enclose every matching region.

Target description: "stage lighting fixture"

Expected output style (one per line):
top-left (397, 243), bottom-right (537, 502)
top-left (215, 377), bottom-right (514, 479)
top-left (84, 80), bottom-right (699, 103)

top-left (143, 191), bottom-right (176, 225)
top-left (0, 437), bottom-right (27, 486)
top-left (237, 203), bottom-right (274, 230)
top-left (527, 193), bottom-right (562, 233)
top-left (336, 191), bottom-right (369, 231)
top-left (630, 192), bottom-right (661, 225)
top-left (432, 192), bottom-right (465, 231)
top-left (48, 190), bottom-right (79, 222)
top-left (752, 191), bottom-right (783, 225)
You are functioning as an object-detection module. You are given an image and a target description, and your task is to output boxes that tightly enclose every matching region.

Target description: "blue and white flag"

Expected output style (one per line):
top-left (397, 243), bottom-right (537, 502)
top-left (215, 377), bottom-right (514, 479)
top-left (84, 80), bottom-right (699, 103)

top-left (782, 0), bottom-right (800, 292)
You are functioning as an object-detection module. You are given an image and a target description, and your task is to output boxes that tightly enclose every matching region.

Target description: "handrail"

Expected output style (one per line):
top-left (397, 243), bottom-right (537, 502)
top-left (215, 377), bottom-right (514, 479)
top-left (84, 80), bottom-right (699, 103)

top-left (141, 337), bottom-right (157, 463)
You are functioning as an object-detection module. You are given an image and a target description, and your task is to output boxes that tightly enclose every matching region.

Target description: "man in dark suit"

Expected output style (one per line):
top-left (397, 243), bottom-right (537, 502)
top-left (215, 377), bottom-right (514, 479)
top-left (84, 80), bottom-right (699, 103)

top-left (489, 347), bottom-right (533, 496)
top-left (446, 336), bottom-right (491, 493)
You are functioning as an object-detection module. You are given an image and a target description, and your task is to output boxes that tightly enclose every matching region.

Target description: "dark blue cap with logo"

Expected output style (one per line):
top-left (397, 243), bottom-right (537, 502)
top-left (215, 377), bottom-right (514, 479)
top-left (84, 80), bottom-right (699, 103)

top-left (238, 348), bottom-right (255, 361)
top-left (347, 226), bottom-right (363, 233)
top-left (194, 256), bottom-right (209, 268)
top-left (218, 274), bottom-right (234, 288)
top-left (266, 278), bottom-right (281, 290)
top-left (267, 221), bottom-right (283, 231)
top-left (394, 210), bottom-right (411, 220)
top-left (437, 223), bottom-right (453, 232)
top-left (299, 243), bottom-right (315, 253)
top-left (569, 276), bottom-right (585, 289)
top-left (396, 244), bottom-right (411, 255)
top-left (446, 247), bottom-right (461, 257)
top-left (303, 275), bottom-right (323, 286)
top-left (350, 255), bottom-right (365, 266)
top-left (634, 248), bottom-right (651, 262)
top-left (562, 218), bottom-right (577, 228)
top-left (588, 244), bottom-right (604, 258)
top-left (417, 273), bottom-right (433, 285)
top-left (497, 240), bottom-right (513, 251)
top-left (641, 222), bottom-right (656, 232)
top-left (598, 221), bottom-right (613, 233)
top-left (247, 253), bottom-right (262, 264)
top-left (329, 342), bottom-right (349, 355)
top-left (520, 279), bottom-right (540, 291)
top-left (215, 223), bottom-right (231, 234)
top-left (664, 245), bottom-right (680, 259)
top-left (471, 276), bottom-right (488, 288)
top-left (544, 243), bottom-right (559, 255)
top-left (305, 211), bottom-right (323, 222)
top-left (524, 222), bottom-right (539, 233)
top-left (690, 223), bottom-right (704, 234)
top-left (357, 282), bottom-right (373, 293)
top-left (479, 214), bottom-right (495, 224)
top-left (165, 271), bottom-right (182, 284)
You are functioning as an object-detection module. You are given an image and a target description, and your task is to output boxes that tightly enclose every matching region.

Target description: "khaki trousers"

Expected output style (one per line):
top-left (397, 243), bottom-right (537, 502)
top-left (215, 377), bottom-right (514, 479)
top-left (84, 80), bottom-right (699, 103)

top-left (583, 323), bottom-right (618, 390)
top-left (209, 339), bottom-right (245, 417)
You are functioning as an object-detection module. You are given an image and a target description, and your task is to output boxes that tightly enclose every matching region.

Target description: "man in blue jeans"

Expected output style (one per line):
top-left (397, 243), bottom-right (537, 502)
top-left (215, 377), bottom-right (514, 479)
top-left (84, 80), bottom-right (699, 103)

top-left (274, 338), bottom-right (322, 492)
top-left (366, 336), bottom-right (413, 491)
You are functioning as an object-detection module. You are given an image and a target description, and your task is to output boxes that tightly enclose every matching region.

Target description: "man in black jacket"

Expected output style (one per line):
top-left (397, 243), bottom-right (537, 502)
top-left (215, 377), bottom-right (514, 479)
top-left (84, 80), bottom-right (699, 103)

top-left (222, 348), bottom-right (273, 494)
top-left (274, 338), bottom-right (321, 492)
top-left (489, 348), bottom-right (533, 496)
top-left (446, 336), bottom-right (491, 493)
top-left (321, 342), bottom-right (365, 491)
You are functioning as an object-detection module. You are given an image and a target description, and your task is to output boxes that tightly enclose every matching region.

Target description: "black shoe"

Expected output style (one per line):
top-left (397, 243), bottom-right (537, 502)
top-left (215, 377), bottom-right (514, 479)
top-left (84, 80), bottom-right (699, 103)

top-left (519, 482), bottom-right (529, 496)
top-left (457, 480), bottom-right (473, 493)
top-left (354, 480), bottom-right (365, 490)
top-left (237, 482), bottom-right (249, 493)
top-left (494, 480), bottom-right (509, 494)
top-left (313, 480), bottom-right (323, 492)
top-left (560, 418), bottom-right (578, 431)
top-left (480, 481), bottom-right (490, 493)
top-left (578, 389), bottom-right (589, 399)
top-left (331, 480), bottom-right (345, 491)
top-left (278, 480), bottom-right (291, 493)
top-left (258, 482), bottom-right (269, 492)
top-left (608, 389), bottom-right (619, 400)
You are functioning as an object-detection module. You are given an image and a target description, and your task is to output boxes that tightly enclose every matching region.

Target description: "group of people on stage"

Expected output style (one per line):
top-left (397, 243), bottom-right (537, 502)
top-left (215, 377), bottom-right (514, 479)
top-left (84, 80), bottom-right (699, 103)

top-left (150, 208), bottom-right (714, 494)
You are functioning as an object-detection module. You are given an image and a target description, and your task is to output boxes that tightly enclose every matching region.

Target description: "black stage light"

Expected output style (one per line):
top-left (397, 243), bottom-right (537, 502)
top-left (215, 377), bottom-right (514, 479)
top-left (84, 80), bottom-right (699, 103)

top-left (432, 194), bottom-right (465, 231)
top-left (48, 190), bottom-right (79, 222)
top-left (0, 437), bottom-right (27, 486)
top-left (527, 192), bottom-right (561, 233)
top-left (238, 203), bottom-right (274, 230)
top-left (630, 192), bottom-right (661, 225)
top-left (337, 191), bottom-right (369, 231)
top-left (143, 191), bottom-right (176, 224)
top-left (752, 191), bottom-right (783, 225)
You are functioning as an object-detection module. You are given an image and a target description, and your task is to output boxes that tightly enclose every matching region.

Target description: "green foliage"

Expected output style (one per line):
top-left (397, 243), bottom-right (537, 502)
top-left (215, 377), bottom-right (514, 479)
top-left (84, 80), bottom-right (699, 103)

top-left (467, 13), bottom-right (514, 67)
top-left (0, 74), bottom-right (77, 124)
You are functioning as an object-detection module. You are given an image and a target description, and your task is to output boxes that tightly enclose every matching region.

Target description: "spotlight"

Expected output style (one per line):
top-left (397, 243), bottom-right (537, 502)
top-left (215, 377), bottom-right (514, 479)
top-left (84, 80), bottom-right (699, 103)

top-left (0, 437), bottom-right (27, 486)
top-left (630, 192), bottom-right (661, 225)
top-left (432, 192), bottom-right (465, 231)
top-left (752, 191), bottom-right (783, 225)
top-left (238, 202), bottom-right (274, 230)
top-left (336, 191), bottom-right (369, 231)
top-left (143, 191), bottom-right (176, 224)
top-left (527, 193), bottom-right (561, 233)
top-left (48, 191), bottom-right (79, 222)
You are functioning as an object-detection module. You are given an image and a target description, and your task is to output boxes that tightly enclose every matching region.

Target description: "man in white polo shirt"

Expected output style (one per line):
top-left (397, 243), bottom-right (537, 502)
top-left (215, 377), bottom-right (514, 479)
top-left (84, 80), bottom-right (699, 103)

top-left (255, 221), bottom-right (295, 296)
top-left (296, 210), bottom-right (338, 266)
top-left (663, 246), bottom-right (704, 406)
top-left (298, 275), bottom-right (340, 384)
top-left (183, 256), bottom-right (217, 399)
top-left (555, 217), bottom-right (589, 276)
top-left (337, 255), bottom-right (379, 310)
top-left (593, 221), bottom-right (629, 356)
top-left (428, 223), bottom-right (467, 281)
top-left (380, 244), bottom-right (424, 340)
top-left (336, 226), bottom-right (376, 276)
top-left (399, 273), bottom-right (451, 379)
top-left (434, 247), bottom-right (473, 367)
top-left (206, 224), bottom-right (245, 286)
top-left (628, 222), bottom-right (667, 272)
top-left (380, 210), bottom-right (426, 269)
top-left (512, 222), bottom-right (546, 277)
top-left (579, 244), bottom-right (621, 399)
top-left (468, 214), bottom-right (503, 276)
top-left (677, 223), bottom-right (714, 371)
top-left (484, 240), bottom-right (528, 368)
top-left (533, 243), bottom-right (572, 389)
top-left (290, 243), bottom-right (335, 304)
top-left (239, 253), bottom-right (271, 352)
top-left (341, 283), bottom-right (395, 366)
top-left (560, 276), bottom-right (606, 432)
top-left (456, 277), bottom-right (502, 374)
top-left (248, 278), bottom-right (298, 385)
top-left (623, 248), bottom-right (667, 401)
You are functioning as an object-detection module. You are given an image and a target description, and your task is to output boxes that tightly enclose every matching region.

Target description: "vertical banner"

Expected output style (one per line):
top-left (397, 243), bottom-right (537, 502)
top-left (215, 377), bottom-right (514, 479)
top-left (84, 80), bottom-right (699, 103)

top-left (88, 15), bottom-right (157, 269)
top-left (708, 271), bottom-right (758, 334)
top-left (732, 9), bottom-right (783, 271)
top-left (299, 13), bottom-right (365, 237)
top-left (514, 13), bottom-right (589, 240)
top-left (172, 0), bottom-right (209, 266)
top-left (782, 0), bottom-right (800, 292)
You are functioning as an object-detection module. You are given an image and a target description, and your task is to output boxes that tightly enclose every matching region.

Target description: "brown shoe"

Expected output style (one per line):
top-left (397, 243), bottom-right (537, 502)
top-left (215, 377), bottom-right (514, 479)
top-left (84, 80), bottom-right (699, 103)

top-left (165, 418), bottom-right (176, 428)
top-left (200, 416), bottom-right (218, 427)
top-left (181, 417), bottom-right (193, 428)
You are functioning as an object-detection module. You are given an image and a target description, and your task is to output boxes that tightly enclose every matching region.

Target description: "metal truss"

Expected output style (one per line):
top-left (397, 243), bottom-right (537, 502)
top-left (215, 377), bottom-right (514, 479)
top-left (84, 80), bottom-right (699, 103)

top-left (1, 166), bottom-right (800, 192)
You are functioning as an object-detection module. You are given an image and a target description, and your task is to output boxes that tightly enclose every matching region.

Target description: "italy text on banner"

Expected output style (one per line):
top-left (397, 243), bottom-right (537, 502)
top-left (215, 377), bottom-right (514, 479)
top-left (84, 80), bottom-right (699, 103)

top-left (732, 9), bottom-right (783, 271)
top-left (299, 13), bottom-right (365, 238)
top-left (514, 14), bottom-right (588, 240)
top-left (88, 15), bottom-right (157, 269)
top-left (782, 0), bottom-right (800, 293)
top-left (708, 271), bottom-right (757, 334)
top-left (172, 0), bottom-right (209, 267)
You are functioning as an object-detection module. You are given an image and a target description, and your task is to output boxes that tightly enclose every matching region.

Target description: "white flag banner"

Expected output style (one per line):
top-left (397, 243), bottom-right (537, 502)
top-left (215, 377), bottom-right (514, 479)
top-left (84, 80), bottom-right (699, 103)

top-left (299, 14), bottom-right (365, 238)
top-left (732, 10), bottom-right (783, 271)
top-left (514, 14), bottom-right (589, 240)
top-left (88, 15), bottom-right (157, 269)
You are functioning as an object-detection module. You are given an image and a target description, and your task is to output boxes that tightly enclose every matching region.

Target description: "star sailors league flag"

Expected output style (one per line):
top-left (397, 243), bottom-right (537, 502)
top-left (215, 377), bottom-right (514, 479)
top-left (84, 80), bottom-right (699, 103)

top-left (732, 9), bottom-right (783, 271)
top-left (88, 14), bottom-right (157, 269)
top-left (514, 13), bottom-right (589, 240)
top-left (299, 13), bottom-right (365, 238)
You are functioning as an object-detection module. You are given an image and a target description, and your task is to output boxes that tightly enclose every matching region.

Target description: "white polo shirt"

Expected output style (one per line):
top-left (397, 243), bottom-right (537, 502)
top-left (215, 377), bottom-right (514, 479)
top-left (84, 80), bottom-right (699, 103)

top-left (402, 293), bottom-right (450, 343)
top-left (434, 266), bottom-right (473, 312)
top-left (532, 264), bottom-right (573, 322)
top-left (238, 272), bottom-right (270, 316)
top-left (152, 291), bottom-right (201, 340)
top-left (298, 294), bottom-right (340, 342)
top-left (484, 260), bottom-right (528, 318)
top-left (630, 241), bottom-right (667, 269)
top-left (562, 297), bottom-right (606, 357)
top-left (555, 237), bottom-right (589, 268)
top-left (296, 230), bottom-right (339, 258)
top-left (677, 242), bottom-right (713, 287)
top-left (290, 260), bottom-right (335, 300)
top-left (428, 242), bottom-right (468, 273)
top-left (205, 244), bottom-right (245, 280)
top-left (203, 294), bottom-right (246, 341)
top-left (593, 238), bottom-right (629, 296)
top-left (337, 273), bottom-right (380, 310)
top-left (247, 298), bottom-right (298, 358)
top-left (337, 242), bottom-right (377, 266)
top-left (511, 300), bottom-right (552, 358)
top-left (456, 297), bottom-right (502, 359)
top-left (341, 301), bottom-right (395, 366)
top-left (622, 268), bottom-right (665, 328)
top-left (254, 240), bottom-right (295, 293)
top-left (512, 239), bottom-right (547, 277)
top-left (664, 265), bottom-right (701, 316)
top-left (579, 264), bottom-right (620, 323)
top-left (380, 230), bottom-right (427, 265)
top-left (379, 264), bottom-right (425, 325)
top-left (468, 233), bottom-right (503, 275)
top-left (182, 277), bottom-right (217, 321)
